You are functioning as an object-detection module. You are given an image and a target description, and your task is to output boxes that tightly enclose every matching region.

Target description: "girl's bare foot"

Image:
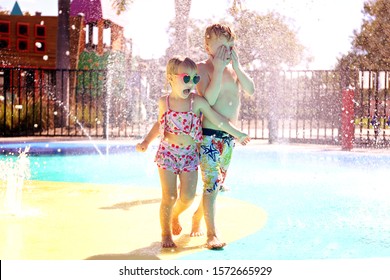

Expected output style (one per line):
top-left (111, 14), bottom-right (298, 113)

top-left (206, 236), bottom-right (226, 250)
top-left (172, 217), bottom-right (182, 235)
top-left (190, 216), bottom-right (204, 237)
top-left (161, 235), bottom-right (177, 248)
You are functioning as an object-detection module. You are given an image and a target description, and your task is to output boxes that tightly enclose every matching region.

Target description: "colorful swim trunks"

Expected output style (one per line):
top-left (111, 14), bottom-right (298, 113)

top-left (155, 140), bottom-right (199, 174)
top-left (199, 128), bottom-right (235, 193)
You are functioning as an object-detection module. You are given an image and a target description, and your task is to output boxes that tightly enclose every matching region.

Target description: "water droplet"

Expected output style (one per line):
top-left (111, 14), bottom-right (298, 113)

top-left (43, 55), bottom-right (48, 61)
top-left (34, 124), bottom-right (38, 128)
top-left (53, 111), bottom-right (58, 116)
top-left (71, 25), bottom-right (76, 30)
top-left (40, 21), bottom-right (44, 25)
top-left (35, 42), bottom-right (42, 48)
top-left (65, 51), bottom-right (70, 56)
top-left (59, 10), bottom-right (62, 14)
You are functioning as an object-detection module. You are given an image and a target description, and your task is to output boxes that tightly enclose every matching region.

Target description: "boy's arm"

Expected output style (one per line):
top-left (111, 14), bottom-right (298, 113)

top-left (232, 48), bottom-right (255, 96)
top-left (197, 96), bottom-right (250, 145)
top-left (198, 46), bottom-right (230, 106)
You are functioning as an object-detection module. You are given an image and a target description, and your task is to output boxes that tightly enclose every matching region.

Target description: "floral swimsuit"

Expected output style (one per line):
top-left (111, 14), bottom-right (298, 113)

top-left (155, 94), bottom-right (203, 174)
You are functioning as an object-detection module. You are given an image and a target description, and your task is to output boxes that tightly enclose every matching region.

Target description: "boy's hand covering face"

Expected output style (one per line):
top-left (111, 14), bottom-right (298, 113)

top-left (212, 45), bottom-right (231, 70)
top-left (231, 47), bottom-right (240, 68)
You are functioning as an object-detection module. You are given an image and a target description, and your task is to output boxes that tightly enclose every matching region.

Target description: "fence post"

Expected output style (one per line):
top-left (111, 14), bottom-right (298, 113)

top-left (341, 88), bottom-right (355, 150)
top-left (268, 70), bottom-right (279, 144)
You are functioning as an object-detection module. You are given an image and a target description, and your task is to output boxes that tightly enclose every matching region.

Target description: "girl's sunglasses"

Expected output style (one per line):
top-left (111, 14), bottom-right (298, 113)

top-left (176, 73), bottom-right (201, 84)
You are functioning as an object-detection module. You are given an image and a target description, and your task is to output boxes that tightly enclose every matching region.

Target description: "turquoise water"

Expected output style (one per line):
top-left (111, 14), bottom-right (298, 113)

top-left (1, 142), bottom-right (390, 260)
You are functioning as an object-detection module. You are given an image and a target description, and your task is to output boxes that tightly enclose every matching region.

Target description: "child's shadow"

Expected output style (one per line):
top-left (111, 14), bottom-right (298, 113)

top-left (85, 234), bottom-right (205, 260)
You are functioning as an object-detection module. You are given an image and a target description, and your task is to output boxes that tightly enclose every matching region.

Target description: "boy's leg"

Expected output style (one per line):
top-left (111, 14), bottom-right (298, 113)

top-left (190, 196), bottom-right (204, 236)
top-left (192, 135), bottom-right (234, 248)
top-left (203, 188), bottom-right (225, 248)
top-left (172, 170), bottom-right (198, 235)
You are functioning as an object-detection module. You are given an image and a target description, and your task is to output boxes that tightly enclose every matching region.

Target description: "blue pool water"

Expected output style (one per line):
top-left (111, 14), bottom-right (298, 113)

top-left (1, 142), bottom-right (390, 260)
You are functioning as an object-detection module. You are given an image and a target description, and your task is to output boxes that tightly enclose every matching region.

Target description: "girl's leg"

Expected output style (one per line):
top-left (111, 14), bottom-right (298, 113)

top-left (172, 170), bottom-right (198, 235)
top-left (158, 168), bottom-right (178, 248)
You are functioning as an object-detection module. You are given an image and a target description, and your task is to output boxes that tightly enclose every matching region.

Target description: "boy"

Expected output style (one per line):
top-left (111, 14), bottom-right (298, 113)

top-left (190, 23), bottom-right (255, 249)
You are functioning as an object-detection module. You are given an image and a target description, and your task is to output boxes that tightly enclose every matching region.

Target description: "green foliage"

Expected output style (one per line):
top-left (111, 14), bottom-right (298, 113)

top-left (111, 0), bottom-right (135, 15)
top-left (355, 117), bottom-right (388, 128)
top-left (337, 0), bottom-right (390, 70)
top-left (0, 93), bottom-right (52, 133)
top-left (185, 18), bottom-right (210, 62)
top-left (78, 51), bottom-right (109, 70)
top-left (174, 9), bottom-right (305, 70)
top-left (231, 10), bottom-right (304, 69)
top-left (77, 51), bottom-right (109, 96)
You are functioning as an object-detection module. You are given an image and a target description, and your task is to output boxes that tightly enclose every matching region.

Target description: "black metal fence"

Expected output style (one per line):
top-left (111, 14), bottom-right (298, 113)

top-left (240, 70), bottom-right (342, 145)
top-left (1, 67), bottom-right (390, 148)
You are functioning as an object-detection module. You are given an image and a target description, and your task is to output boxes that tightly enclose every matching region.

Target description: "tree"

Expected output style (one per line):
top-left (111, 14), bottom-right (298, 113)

top-left (56, 0), bottom-right (70, 70)
top-left (166, 0), bottom-right (192, 57)
top-left (56, 0), bottom-right (71, 126)
top-left (337, 0), bottom-right (390, 70)
top-left (170, 9), bottom-right (304, 70)
top-left (167, 17), bottom-right (208, 63)
top-left (231, 10), bottom-right (304, 69)
top-left (113, 0), bottom-right (304, 69)
top-left (111, 0), bottom-right (134, 15)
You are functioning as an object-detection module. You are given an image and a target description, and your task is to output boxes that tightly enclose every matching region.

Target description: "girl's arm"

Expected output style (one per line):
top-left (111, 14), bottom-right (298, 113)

top-left (136, 97), bottom-right (165, 152)
top-left (196, 96), bottom-right (250, 145)
top-left (136, 121), bottom-right (159, 152)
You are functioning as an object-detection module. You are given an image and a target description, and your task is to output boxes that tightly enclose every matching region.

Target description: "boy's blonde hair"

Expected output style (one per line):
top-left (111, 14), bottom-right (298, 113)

top-left (204, 23), bottom-right (236, 45)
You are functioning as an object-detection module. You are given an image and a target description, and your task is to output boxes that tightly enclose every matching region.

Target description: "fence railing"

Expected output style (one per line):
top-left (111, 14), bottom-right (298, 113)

top-left (240, 70), bottom-right (342, 145)
top-left (1, 67), bottom-right (390, 148)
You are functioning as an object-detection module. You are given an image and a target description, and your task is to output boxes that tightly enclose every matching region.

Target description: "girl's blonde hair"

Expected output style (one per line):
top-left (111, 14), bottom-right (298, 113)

top-left (166, 56), bottom-right (197, 77)
top-left (204, 23), bottom-right (236, 45)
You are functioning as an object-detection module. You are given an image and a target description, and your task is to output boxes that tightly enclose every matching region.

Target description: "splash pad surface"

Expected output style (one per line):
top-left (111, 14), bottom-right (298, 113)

top-left (1, 140), bottom-right (390, 260)
top-left (0, 180), bottom-right (265, 260)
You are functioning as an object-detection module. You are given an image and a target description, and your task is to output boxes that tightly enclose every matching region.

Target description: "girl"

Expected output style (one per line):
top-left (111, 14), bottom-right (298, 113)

top-left (136, 56), bottom-right (250, 248)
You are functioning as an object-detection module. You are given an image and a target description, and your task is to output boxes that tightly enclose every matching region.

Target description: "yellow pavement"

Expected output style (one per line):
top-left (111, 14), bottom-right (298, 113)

top-left (0, 180), bottom-right (267, 260)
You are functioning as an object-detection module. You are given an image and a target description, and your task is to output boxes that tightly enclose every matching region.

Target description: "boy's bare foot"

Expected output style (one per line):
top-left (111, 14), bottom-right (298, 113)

top-left (190, 216), bottom-right (204, 237)
top-left (172, 217), bottom-right (182, 235)
top-left (161, 235), bottom-right (177, 248)
top-left (220, 185), bottom-right (230, 192)
top-left (206, 236), bottom-right (226, 250)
